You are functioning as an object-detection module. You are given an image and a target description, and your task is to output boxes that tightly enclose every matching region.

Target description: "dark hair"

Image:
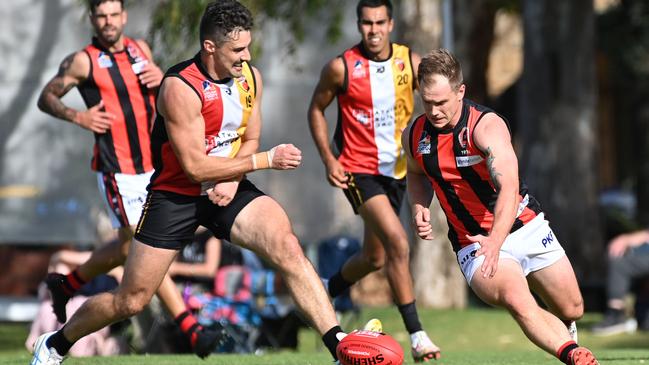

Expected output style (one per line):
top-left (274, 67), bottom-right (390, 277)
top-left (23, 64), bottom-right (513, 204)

top-left (88, 0), bottom-right (124, 15)
top-left (199, 0), bottom-right (254, 47)
top-left (356, 0), bottom-right (393, 22)
top-left (418, 49), bottom-right (464, 91)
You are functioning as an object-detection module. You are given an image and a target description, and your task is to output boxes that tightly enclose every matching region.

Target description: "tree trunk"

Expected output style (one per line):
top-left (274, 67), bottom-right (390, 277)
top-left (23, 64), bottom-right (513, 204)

top-left (452, 0), bottom-right (498, 104)
top-left (636, 101), bottom-right (649, 225)
top-left (518, 0), bottom-right (604, 283)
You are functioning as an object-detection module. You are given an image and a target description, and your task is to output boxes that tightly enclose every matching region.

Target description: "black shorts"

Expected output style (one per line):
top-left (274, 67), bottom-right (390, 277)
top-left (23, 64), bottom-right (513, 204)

top-left (134, 179), bottom-right (265, 250)
top-left (343, 173), bottom-right (406, 215)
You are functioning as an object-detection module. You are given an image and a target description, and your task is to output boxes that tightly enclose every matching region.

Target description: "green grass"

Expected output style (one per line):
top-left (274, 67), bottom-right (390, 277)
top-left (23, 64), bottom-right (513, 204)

top-left (4, 308), bottom-right (649, 364)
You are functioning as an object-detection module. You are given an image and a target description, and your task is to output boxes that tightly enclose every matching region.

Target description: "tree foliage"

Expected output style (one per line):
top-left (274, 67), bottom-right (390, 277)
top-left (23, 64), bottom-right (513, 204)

top-left (599, 0), bottom-right (649, 83)
top-left (147, 0), bottom-right (345, 68)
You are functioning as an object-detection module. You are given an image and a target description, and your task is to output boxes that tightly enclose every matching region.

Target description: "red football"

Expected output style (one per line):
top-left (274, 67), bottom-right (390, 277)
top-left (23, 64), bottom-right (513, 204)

top-left (336, 330), bottom-right (404, 365)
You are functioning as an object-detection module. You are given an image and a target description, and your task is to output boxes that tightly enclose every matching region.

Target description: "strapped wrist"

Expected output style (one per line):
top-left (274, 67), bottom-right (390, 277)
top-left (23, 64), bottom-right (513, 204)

top-left (252, 152), bottom-right (270, 170)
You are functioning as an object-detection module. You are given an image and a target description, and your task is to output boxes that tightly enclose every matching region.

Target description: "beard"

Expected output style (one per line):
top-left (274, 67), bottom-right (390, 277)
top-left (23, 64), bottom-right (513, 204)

top-left (98, 26), bottom-right (122, 45)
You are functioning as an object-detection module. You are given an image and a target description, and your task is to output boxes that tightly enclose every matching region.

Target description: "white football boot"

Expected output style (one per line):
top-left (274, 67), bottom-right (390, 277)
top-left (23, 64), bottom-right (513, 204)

top-left (410, 330), bottom-right (441, 362)
top-left (30, 331), bottom-right (64, 365)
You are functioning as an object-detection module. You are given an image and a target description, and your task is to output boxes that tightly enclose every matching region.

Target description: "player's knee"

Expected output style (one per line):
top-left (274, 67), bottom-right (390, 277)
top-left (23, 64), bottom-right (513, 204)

top-left (365, 252), bottom-right (385, 271)
top-left (557, 299), bottom-right (584, 321)
top-left (384, 239), bottom-right (410, 264)
top-left (114, 290), bottom-right (152, 317)
top-left (501, 292), bottom-right (532, 318)
top-left (272, 233), bottom-right (306, 267)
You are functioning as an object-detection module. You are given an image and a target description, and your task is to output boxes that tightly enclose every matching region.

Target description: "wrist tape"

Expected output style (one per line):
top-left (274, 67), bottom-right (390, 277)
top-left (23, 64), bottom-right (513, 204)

top-left (251, 148), bottom-right (275, 170)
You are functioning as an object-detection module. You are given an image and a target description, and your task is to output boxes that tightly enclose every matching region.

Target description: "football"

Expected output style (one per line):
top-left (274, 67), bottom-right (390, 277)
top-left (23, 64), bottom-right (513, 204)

top-left (336, 330), bottom-right (404, 365)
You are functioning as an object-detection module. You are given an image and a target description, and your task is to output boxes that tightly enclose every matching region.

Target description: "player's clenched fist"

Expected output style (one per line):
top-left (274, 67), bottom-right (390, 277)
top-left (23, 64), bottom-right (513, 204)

top-left (270, 143), bottom-right (301, 169)
top-left (251, 144), bottom-right (302, 170)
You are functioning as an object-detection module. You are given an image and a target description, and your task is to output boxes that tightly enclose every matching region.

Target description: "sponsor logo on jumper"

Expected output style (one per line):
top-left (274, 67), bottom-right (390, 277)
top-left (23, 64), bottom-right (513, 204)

top-left (127, 44), bottom-right (148, 75)
top-left (98, 52), bottom-right (113, 68)
top-left (394, 57), bottom-right (405, 72)
top-left (131, 60), bottom-right (148, 75)
top-left (126, 44), bottom-right (144, 62)
top-left (374, 108), bottom-right (395, 128)
top-left (458, 127), bottom-right (468, 149)
top-left (353, 109), bottom-right (371, 126)
top-left (204, 131), bottom-right (239, 155)
top-left (541, 230), bottom-right (554, 247)
top-left (238, 77), bottom-right (250, 92)
top-left (375, 65), bottom-right (385, 74)
top-left (417, 131), bottom-right (431, 154)
top-left (202, 80), bottom-right (219, 101)
top-left (455, 155), bottom-right (483, 167)
top-left (352, 59), bottom-right (366, 79)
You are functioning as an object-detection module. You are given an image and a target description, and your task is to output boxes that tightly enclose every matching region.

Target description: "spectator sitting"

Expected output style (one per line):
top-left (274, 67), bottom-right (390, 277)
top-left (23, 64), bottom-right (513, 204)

top-left (169, 228), bottom-right (224, 300)
top-left (592, 229), bottom-right (649, 335)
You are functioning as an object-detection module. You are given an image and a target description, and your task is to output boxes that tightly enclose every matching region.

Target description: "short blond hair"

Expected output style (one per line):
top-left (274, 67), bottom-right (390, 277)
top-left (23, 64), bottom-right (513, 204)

top-left (418, 49), bottom-right (463, 91)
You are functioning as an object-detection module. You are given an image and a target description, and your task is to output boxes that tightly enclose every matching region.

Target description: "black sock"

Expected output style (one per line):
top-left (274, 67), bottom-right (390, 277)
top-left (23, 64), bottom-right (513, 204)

top-left (322, 325), bottom-right (344, 360)
top-left (557, 340), bottom-right (578, 364)
top-left (46, 328), bottom-right (74, 356)
top-left (398, 300), bottom-right (423, 334)
top-left (328, 271), bottom-right (354, 298)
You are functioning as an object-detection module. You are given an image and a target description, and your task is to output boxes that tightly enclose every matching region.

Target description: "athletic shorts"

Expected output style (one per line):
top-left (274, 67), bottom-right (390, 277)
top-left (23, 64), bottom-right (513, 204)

top-left (134, 179), bottom-right (265, 250)
top-left (456, 213), bottom-right (566, 284)
top-left (343, 173), bottom-right (405, 214)
top-left (97, 171), bottom-right (153, 228)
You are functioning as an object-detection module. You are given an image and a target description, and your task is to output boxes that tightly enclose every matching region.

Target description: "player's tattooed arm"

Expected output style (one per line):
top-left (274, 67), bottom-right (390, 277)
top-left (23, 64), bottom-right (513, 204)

top-left (485, 146), bottom-right (503, 191)
top-left (37, 52), bottom-right (86, 123)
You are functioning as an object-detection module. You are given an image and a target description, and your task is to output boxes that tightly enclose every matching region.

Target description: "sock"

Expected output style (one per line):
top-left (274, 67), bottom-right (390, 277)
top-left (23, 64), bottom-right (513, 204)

top-left (328, 271), bottom-right (354, 298)
top-left (46, 328), bottom-right (74, 356)
top-left (322, 325), bottom-right (344, 360)
top-left (556, 340), bottom-right (578, 364)
top-left (62, 269), bottom-right (87, 296)
top-left (398, 300), bottom-right (423, 334)
top-left (174, 310), bottom-right (203, 348)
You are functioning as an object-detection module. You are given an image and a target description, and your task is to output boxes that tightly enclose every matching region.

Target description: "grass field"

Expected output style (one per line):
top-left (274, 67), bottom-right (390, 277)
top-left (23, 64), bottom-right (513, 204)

top-left (3, 307), bottom-right (648, 364)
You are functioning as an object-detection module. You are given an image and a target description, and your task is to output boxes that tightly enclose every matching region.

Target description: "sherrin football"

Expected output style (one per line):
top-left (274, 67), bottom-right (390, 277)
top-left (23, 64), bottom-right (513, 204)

top-left (336, 330), bottom-right (404, 365)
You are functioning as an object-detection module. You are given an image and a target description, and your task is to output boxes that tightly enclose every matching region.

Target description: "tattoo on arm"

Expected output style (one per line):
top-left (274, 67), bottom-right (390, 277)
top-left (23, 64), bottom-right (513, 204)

top-left (56, 53), bottom-right (75, 77)
top-left (38, 54), bottom-right (79, 122)
top-left (486, 147), bottom-right (502, 190)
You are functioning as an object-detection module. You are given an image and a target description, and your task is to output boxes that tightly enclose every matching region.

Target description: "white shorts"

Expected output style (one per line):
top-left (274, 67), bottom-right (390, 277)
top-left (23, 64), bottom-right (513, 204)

top-left (456, 213), bottom-right (566, 285)
top-left (96, 171), bottom-right (153, 229)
